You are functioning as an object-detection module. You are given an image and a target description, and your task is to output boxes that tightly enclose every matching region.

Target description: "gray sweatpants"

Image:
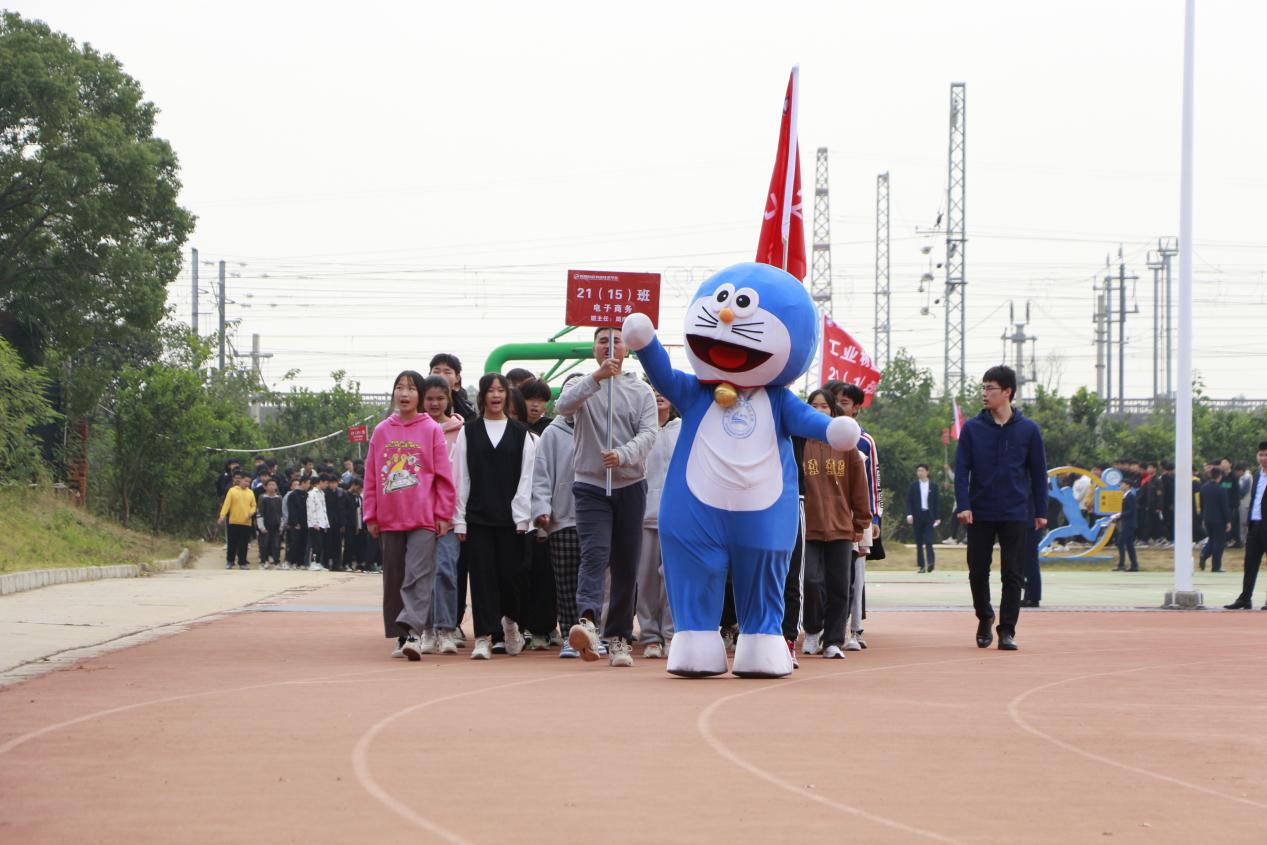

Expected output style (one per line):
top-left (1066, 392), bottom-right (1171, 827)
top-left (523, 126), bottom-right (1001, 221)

top-left (381, 528), bottom-right (438, 638)
top-left (846, 552), bottom-right (866, 635)
top-left (635, 526), bottom-right (674, 645)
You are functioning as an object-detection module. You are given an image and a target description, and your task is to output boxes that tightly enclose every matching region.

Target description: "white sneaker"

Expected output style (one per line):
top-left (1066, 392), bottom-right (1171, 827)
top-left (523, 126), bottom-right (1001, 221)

top-left (802, 631), bottom-right (821, 655)
top-left (501, 616), bottom-right (525, 656)
top-left (559, 644), bottom-right (580, 658)
top-left (527, 633), bottom-right (550, 651)
top-left (279, 563), bottom-right (291, 570)
top-left (420, 630), bottom-right (437, 654)
top-left (853, 631), bottom-right (868, 649)
top-left (401, 634), bottom-right (422, 661)
top-left (823, 644), bottom-right (846, 659)
top-left (643, 642), bottom-right (665, 659)
top-left (471, 636), bottom-right (492, 660)
top-left (844, 635), bottom-right (862, 652)
top-left (608, 638), bottom-right (634, 667)
top-left (307, 562), bottom-right (326, 571)
top-left (547, 629), bottom-right (563, 648)
top-left (391, 637), bottom-right (405, 659)
top-left (436, 630), bottom-right (458, 655)
top-left (568, 618), bottom-right (602, 662)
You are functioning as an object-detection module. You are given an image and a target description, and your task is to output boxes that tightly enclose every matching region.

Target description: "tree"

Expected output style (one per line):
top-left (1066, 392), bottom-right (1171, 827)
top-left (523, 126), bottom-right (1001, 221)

top-left (0, 12), bottom-right (193, 417)
top-left (261, 371), bottom-right (377, 462)
top-left (0, 335), bottom-right (57, 481)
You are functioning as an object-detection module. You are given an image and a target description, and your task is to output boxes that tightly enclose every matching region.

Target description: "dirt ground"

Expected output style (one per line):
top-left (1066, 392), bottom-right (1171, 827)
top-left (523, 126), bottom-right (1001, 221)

top-left (3, 570), bottom-right (1266, 844)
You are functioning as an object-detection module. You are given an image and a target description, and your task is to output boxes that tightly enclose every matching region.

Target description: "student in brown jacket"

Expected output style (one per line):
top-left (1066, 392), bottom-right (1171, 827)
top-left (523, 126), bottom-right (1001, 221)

top-left (797, 390), bottom-right (872, 660)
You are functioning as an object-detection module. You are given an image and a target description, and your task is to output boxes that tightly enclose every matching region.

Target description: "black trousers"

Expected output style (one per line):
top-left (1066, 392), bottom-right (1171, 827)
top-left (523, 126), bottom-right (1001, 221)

top-left (466, 524), bottom-right (525, 638)
top-left (257, 527), bottom-right (281, 564)
top-left (519, 533), bottom-right (557, 635)
top-left (325, 525), bottom-right (344, 570)
top-left (307, 528), bottom-right (325, 566)
top-left (1116, 528), bottom-right (1138, 570)
top-left (226, 524), bottom-right (251, 567)
top-left (966, 520), bottom-right (1026, 636)
top-left (781, 502), bottom-right (805, 642)
top-left (285, 526), bottom-right (306, 566)
top-left (809, 539), bottom-right (852, 648)
top-left (913, 514), bottom-right (936, 570)
top-left (1199, 520), bottom-right (1226, 571)
top-left (1235, 520), bottom-right (1267, 604)
top-left (1023, 522), bottom-right (1042, 602)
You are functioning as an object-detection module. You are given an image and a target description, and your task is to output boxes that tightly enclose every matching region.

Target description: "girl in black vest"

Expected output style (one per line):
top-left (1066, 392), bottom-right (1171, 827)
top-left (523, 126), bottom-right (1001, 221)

top-left (453, 373), bottom-right (538, 660)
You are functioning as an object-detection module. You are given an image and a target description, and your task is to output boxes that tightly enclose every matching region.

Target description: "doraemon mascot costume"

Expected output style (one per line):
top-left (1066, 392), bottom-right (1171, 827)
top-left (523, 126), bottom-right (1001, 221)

top-left (622, 262), bottom-right (860, 678)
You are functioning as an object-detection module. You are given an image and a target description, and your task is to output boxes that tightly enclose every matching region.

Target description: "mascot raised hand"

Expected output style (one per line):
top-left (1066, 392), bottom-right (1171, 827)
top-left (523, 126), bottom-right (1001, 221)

top-left (622, 262), bottom-right (860, 678)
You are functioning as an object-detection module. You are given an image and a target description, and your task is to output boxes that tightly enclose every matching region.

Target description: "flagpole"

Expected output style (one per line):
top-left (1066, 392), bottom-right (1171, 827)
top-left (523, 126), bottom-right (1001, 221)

top-left (1167, 0), bottom-right (1200, 609)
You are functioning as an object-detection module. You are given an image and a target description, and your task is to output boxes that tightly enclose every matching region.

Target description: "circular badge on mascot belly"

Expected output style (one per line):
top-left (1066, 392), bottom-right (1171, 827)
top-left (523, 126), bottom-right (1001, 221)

top-left (722, 396), bottom-right (757, 439)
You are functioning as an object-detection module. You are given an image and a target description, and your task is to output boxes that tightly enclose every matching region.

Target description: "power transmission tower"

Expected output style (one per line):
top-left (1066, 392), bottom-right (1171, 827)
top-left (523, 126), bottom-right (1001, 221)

top-left (1146, 249), bottom-right (1165, 399)
top-left (874, 172), bottom-right (891, 368)
top-left (1001, 301), bottom-right (1038, 400)
top-left (1100, 248), bottom-right (1139, 412)
top-left (191, 247), bottom-right (199, 335)
top-left (1157, 236), bottom-right (1178, 399)
top-left (218, 259), bottom-right (227, 372)
top-left (808, 147), bottom-right (833, 387)
top-left (810, 147), bottom-right (833, 313)
top-left (943, 82), bottom-right (968, 397)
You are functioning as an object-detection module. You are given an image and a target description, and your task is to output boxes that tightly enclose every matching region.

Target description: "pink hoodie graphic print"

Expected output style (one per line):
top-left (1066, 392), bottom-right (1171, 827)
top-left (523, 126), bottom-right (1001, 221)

top-left (362, 412), bottom-right (456, 533)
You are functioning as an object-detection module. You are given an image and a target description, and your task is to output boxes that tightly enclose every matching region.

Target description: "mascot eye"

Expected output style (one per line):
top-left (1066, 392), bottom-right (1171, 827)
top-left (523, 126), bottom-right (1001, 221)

top-left (713, 283), bottom-right (736, 305)
top-left (732, 288), bottom-right (760, 318)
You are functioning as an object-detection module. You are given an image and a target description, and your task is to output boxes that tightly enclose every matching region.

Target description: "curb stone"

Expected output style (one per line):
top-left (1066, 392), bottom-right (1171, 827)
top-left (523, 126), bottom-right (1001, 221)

top-left (0, 547), bottom-right (190, 597)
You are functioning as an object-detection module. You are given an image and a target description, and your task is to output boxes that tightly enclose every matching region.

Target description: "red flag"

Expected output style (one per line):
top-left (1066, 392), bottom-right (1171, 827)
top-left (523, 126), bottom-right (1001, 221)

top-left (755, 66), bottom-right (806, 281)
top-left (820, 316), bottom-right (881, 406)
top-left (951, 397), bottom-right (965, 440)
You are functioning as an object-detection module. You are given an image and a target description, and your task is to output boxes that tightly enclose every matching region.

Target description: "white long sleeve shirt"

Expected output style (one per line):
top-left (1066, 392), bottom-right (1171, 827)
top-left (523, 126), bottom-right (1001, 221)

top-left (306, 486), bottom-right (330, 529)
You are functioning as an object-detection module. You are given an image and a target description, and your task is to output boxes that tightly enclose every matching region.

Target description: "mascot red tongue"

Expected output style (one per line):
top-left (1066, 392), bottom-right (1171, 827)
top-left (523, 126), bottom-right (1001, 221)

top-left (620, 262), bottom-right (860, 678)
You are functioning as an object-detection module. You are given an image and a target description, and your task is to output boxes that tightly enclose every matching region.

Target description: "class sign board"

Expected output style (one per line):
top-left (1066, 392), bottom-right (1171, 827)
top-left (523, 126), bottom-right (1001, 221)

top-left (565, 270), bottom-right (661, 329)
top-left (347, 424), bottom-right (368, 444)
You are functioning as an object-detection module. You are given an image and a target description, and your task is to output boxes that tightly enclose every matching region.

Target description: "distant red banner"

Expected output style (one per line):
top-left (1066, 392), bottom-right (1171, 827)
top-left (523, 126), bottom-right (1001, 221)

top-left (565, 270), bottom-right (661, 329)
top-left (820, 316), bottom-right (881, 407)
top-left (347, 424), bottom-right (368, 443)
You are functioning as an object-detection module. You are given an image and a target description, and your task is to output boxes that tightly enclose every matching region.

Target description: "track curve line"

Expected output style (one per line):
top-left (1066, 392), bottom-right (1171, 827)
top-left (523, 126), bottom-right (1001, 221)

top-left (1007, 656), bottom-right (1267, 811)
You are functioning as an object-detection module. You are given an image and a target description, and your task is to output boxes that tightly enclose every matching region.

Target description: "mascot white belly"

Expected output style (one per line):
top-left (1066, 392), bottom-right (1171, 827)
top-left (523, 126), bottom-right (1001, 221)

top-left (686, 389), bottom-right (781, 512)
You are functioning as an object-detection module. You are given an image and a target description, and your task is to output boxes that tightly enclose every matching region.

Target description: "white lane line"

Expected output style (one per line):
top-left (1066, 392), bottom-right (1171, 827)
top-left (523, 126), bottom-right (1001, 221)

top-left (1007, 656), bottom-right (1267, 811)
top-left (350, 673), bottom-right (579, 845)
top-left (0, 666), bottom-right (401, 756)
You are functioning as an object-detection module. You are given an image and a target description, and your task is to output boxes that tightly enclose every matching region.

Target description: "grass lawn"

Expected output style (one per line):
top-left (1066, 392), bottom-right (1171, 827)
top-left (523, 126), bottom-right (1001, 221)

top-left (0, 487), bottom-right (188, 573)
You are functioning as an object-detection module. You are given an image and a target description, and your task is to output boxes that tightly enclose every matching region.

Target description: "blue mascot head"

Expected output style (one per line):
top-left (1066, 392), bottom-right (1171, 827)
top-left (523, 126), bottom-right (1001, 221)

top-left (682, 262), bottom-right (819, 388)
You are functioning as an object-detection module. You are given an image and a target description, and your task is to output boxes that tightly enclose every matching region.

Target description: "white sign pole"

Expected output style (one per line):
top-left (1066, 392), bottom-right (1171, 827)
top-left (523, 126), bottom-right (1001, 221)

top-left (606, 327), bottom-right (615, 497)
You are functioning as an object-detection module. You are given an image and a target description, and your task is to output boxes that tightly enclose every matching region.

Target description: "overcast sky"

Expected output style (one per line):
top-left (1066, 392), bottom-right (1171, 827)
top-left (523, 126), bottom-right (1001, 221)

top-left (16, 0), bottom-right (1267, 399)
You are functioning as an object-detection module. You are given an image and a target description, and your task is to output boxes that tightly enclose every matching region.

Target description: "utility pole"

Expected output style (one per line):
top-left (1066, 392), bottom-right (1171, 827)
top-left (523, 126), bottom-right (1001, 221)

top-left (1001, 301), bottom-right (1037, 400)
top-left (943, 82), bottom-right (968, 397)
top-left (1094, 282), bottom-right (1106, 398)
top-left (1104, 257), bottom-right (1113, 410)
top-left (218, 259), bottom-right (226, 372)
top-left (1102, 247), bottom-right (1139, 413)
top-left (809, 147), bottom-right (833, 388)
top-left (191, 247), bottom-right (199, 335)
top-left (1146, 249), bottom-right (1165, 399)
top-left (874, 172), bottom-right (891, 368)
top-left (1157, 236), bottom-right (1178, 399)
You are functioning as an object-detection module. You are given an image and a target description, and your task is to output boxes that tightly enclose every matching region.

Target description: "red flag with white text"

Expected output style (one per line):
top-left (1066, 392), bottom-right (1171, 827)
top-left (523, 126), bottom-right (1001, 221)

top-left (951, 397), bottom-right (965, 440)
top-left (755, 66), bottom-right (806, 281)
top-left (820, 316), bottom-right (881, 406)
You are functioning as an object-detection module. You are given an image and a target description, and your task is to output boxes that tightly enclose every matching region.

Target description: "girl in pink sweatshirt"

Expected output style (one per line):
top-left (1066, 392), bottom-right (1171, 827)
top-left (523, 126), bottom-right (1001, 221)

top-left (363, 370), bottom-right (456, 661)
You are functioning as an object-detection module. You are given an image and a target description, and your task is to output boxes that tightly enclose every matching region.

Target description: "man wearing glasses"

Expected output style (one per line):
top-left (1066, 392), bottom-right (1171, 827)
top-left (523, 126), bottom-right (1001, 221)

top-left (953, 366), bottom-right (1048, 650)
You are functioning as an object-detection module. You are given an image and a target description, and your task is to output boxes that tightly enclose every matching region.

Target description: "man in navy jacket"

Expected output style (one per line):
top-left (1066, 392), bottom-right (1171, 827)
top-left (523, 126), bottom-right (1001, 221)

top-left (954, 366), bottom-right (1048, 651)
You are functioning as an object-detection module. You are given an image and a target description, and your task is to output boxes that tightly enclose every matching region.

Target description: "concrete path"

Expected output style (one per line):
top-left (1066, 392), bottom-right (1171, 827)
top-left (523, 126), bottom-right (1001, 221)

top-left (0, 547), bottom-right (365, 686)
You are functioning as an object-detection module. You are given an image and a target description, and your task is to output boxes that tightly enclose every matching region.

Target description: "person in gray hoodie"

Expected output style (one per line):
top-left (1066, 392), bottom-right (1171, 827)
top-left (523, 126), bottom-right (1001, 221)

top-left (532, 382), bottom-right (583, 658)
top-left (636, 388), bottom-right (680, 659)
top-left (554, 327), bottom-right (658, 667)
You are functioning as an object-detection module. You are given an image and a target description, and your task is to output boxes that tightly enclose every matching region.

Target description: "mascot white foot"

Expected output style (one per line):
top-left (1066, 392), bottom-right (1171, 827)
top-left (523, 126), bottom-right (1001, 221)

top-left (624, 263), bottom-right (859, 679)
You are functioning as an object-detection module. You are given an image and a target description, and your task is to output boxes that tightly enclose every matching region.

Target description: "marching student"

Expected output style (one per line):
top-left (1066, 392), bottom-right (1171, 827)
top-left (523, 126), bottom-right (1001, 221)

top-left (430, 352), bottom-right (478, 423)
top-left (256, 478), bottom-right (284, 568)
top-left (520, 377), bottom-right (554, 436)
top-left (363, 370), bottom-right (456, 662)
top-left (906, 464), bottom-right (941, 573)
top-left (453, 372), bottom-right (537, 660)
top-left (636, 387), bottom-right (680, 659)
top-left (218, 471), bottom-right (257, 569)
top-left (507, 384), bottom-right (557, 651)
top-left (533, 374), bottom-right (584, 658)
top-left (307, 473), bottom-right (331, 571)
top-left (832, 382), bottom-right (878, 650)
top-left (420, 374), bottom-right (465, 654)
top-left (283, 476), bottom-right (310, 570)
top-left (798, 390), bottom-right (870, 660)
